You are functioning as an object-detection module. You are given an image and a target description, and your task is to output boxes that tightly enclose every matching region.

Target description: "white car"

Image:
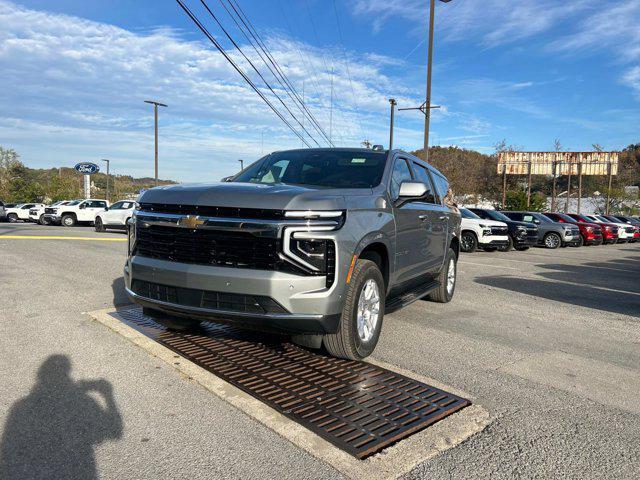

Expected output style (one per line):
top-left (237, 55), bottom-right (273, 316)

top-left (94, 200), bottom-right (136, 232)
top-left (55, 199), bottom-right (110, 227)
top-left (5, 203), bottom-right (45, 223)
top-left (586, 215), bottom-right (633, 243)
top-left (460, 207), bottom-right (510, 252)
top-left (28, 200), bottom-right (72, 225)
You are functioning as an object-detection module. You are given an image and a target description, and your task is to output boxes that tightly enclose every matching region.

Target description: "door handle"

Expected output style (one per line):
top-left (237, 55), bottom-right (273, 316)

top-left (438, 215), bottom-right (447, 220)
top-left (418, 215), bottom-right (428, 221)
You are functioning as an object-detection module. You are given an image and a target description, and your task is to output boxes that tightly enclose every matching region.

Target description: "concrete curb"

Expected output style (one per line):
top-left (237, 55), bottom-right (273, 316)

top-left (88, 307), bottom-right (491, 480)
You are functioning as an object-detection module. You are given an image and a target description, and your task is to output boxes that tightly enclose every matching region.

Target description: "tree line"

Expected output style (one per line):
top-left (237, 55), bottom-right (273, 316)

top-left (0, 147), bottom-right (174, 203)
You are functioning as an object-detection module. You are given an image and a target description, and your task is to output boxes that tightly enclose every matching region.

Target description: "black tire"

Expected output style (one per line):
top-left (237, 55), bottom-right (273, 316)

top-left (94, 216), bottom-right (106, 232)
top-left (39, 214), bottom-right (51, 225)
top-left (7, 213), bottom-right (18, 223)
top-left (498, 236), bottom-right (514, 252)
top-left (575, 236), bottom-right (585, 247)
top-left (460, 231), bottom-right (478, 253)
top-left (427, 248), bottom-right (457, 303)
top-left (514, 246), bottom-right (530, 251)
top-left (483, 247), bottom-right (498, 252)
top-left (323, 259), bottom-right (384, 360)
top-left (543, 232), bottom-right (561, 249)
top-left (142, 307), bottom-right (201, 331)
top-left (61, 214), bottom-right (76, 227)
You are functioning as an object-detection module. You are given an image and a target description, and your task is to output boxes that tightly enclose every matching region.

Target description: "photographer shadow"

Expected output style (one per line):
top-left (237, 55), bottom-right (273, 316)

top-left (0, 355), bottom-right (123, 479)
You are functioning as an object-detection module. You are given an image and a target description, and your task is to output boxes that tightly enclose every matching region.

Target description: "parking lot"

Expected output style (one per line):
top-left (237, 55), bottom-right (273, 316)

top-left (1, 222), bottom-right (639, 479)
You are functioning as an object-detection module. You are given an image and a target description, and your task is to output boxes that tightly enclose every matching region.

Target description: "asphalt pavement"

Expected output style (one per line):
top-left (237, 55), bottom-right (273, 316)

top-left (0, 222), bottom-right (638, 479)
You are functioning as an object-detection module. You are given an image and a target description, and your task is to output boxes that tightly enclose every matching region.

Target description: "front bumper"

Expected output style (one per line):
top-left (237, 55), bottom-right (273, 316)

top-left (125, 256), bottom-right (345, 334)
top-left (479, 234), bottom-right (509, 247)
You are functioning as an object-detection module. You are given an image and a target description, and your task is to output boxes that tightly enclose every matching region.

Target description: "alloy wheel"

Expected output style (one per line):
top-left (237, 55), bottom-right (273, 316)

top-left (356, 279), bottom-right (380, 342)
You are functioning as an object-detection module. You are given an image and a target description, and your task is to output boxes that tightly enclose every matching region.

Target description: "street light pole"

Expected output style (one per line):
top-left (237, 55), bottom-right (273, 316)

top-left (144, 100), bottom-right (167, 186)
top-left (101, 159), bottom-right (110, 202)
top-left (238, 159), bottom-right (244, 171)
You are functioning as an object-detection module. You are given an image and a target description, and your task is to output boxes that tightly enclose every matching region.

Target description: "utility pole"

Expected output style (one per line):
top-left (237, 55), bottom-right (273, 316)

top-left (238, 159), bottom-right (244, 171)
top-left (388, 99), bottom-right (397, 150)
top-left (101, 159), bottom-right (110, 202)
top-left (144, 100), bottom-right (167, 186)
top-left (301, 80), bottom-right (305, 148)
top-left (424, 0), bottom-right (452, 160)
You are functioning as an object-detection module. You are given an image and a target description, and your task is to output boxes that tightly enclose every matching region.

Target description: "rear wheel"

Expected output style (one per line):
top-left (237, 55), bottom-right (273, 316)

top-left (514, 246), bottom-right (530, 251)
top-left (575, 236), bottom-right (585, 247)
top-left (543, 232), bottom-right (561, 249)
top-left (323, 259), bottom-right (384, 360)
top-left (460, 231), bottom-right (478, 253)
top-left (61, 214), bottom-right (76, 227)
top-left (427, 248), bottom-right (457, 303)
top-left (142, 307), bottom-right (201, 332)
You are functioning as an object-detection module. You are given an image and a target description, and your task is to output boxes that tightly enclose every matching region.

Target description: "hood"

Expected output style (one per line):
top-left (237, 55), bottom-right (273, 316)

top-left (462, 218), bottom-right (507, 227)
top-left (138, 182), bottom-right (364, 211)
top-left (509, 220), bottom-right (537, 229)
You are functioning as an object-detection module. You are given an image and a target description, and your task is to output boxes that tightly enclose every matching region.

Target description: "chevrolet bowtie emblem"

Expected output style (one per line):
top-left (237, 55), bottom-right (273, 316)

top-left (179, 215), bottom-right (205, 229)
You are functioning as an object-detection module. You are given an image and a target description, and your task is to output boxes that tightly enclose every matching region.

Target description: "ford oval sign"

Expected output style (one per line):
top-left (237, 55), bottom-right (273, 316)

top-left (74, 162), bottom-right (100, 175)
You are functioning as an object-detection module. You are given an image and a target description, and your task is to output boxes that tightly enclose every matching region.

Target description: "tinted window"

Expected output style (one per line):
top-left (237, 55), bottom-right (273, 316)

top-left (533, 213), bottom-right (554, 223)
top-left (522, 214), bottom-right (536, 223)
top-left (110, 202), bottom-right (123, 210)
top-left (504, 212), bottom-right (522, 221)
top-left (411, 163), bottom-right (437, 203)
top-left (390, 158), bottom-right (413, 199)
top-left (430, 173), bottom-right (449, 203)
top-left (84, 201), bottom-right (107, 208)
top-left (233, 150), bottom-right (387, 189)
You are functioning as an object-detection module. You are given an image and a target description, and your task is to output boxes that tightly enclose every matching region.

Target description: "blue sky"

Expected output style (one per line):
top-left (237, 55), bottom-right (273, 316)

top-left (1, 0), bottom-right (638, 182)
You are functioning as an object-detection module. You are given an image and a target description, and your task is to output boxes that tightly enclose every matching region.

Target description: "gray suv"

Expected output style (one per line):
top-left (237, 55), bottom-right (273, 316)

top-left (125, 148), bottom-right (461, 359)
top-left (501, 211), bottom-right (581, 248)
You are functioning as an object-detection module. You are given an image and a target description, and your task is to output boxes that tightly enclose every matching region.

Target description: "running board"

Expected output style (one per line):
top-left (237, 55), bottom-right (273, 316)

top-left (385, 281), bottom-right (439, 314)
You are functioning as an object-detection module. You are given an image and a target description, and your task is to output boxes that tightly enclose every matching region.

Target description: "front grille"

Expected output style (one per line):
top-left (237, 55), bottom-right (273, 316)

top-left (139, 203), bottom-right (285, 220)
top-left (135, 224), bottom-right (287, 271)
top-left (490, 226), bottom-right (508, 235)
top-left (131, 280), bottom-right (288, 314)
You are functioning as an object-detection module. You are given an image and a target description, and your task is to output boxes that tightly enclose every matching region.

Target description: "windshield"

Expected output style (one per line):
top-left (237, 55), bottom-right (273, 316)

top-left (460, 208), bottom-right (481, 219)
top-left (554, 213), bottom-right (576, 223)
top-left (232, 150), bottom-right (387, 189)
top-left (65, 200), bottom-right (82, 206)
top-left (485, 210), bottom-right (511, 222)
top-left (534, 213), bottom-right (554, 223)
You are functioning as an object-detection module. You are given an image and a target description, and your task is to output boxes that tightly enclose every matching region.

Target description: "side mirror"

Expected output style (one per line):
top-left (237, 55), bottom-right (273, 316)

top-left (398, 181), bottom-right (427, 199)
top-left (221, 176), bottom-right (233, 182)
top-left (104, 206), bottom-right (109, 211)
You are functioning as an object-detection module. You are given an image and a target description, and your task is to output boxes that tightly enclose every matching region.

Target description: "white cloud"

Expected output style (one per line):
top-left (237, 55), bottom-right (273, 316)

top-left (351, 0), bottom-right (597, 47)
top-left (622, 66), bottom-right (640, 98)
top-left (0, 0), bottom-right (423, 181)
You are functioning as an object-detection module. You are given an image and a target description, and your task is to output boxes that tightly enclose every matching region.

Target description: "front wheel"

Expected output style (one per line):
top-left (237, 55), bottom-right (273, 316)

top-left (7, 213), bottom-right (18, 223)
top-left (460, 231), bottom-right (478, 253)
top-left (323, 259), bottom-right (384, 360)
top-left (61, 214), bottom-right (76, 227)
top-left (544, 232), bottom-right (561, 249)
top-left (498, 236), bottom-right (514, 252)
top-left (514, 246), bottom-right (530, 251)
top-left (94, 217), bottom-right (106, 232)
top-left (427, 248), bottom-right (457, 303)
top-left (39, 215), bottom-right (50, 225)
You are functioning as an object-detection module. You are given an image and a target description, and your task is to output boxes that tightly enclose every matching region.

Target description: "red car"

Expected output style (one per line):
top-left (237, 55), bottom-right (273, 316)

top-left (566, 213), bottom-right (619, 245)
top-left (544, 212), bottom-right (605, 246)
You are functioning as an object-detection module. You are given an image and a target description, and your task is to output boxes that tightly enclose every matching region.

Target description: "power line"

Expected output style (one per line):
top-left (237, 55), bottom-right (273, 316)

top-left (331, 0), bottom-right (365, 140)
top-left (219, 0), bottom-right (333, 146)
top-left (198, 0), bottom-right (322, 146)
top-left (175, 0), bottom-right (314, 147)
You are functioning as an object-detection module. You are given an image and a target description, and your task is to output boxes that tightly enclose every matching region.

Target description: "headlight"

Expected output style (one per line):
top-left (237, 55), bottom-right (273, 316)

top-left (482, 229), bottom-right (492, 236)
top-left (585, 226), bottom-right (593, 232)
top-left (290, 239), bottom-right (330, 271)
top-left (285, 210), bottom-right (343, 219)
top-left (479, 223), bottom-right (488, 228)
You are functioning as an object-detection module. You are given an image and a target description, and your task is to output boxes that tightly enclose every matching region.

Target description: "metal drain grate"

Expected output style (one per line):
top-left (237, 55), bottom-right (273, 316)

top-left (114, 307), bottom-right (470, 459)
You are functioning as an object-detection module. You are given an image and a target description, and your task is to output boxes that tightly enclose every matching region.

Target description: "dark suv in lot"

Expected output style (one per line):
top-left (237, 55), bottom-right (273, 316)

top-left (125, 148), bottom-right (462, 360)
top-left (467, 208), bottom-right (538, 251)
